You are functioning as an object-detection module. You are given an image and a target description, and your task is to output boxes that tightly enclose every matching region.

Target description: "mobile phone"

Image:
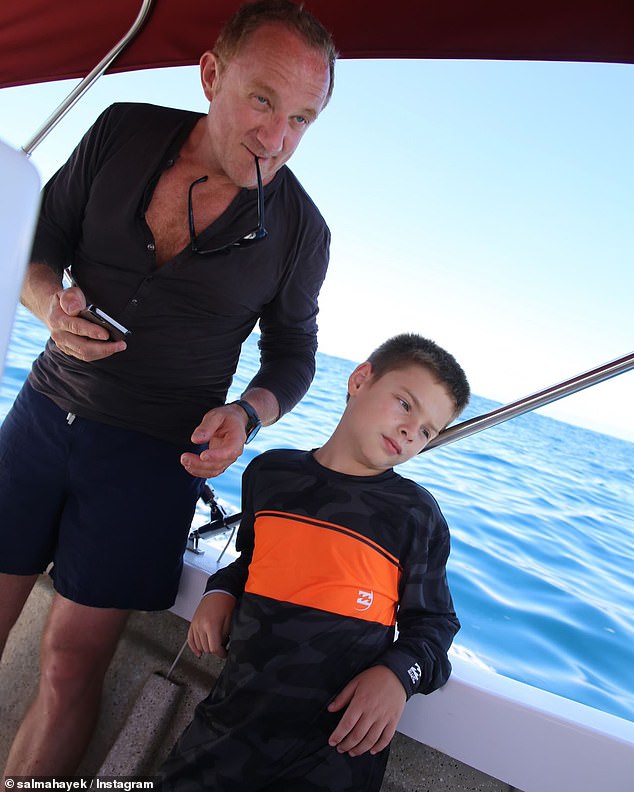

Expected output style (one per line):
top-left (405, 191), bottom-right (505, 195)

top-left (63, 268), bottom-right (131, 341)
top-left (79, 305), bottom-right (131, 342)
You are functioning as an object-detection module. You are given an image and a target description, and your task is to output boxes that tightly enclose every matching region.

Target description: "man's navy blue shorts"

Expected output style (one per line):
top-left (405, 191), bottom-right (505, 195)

top-left (0, 381), bottom-right (205, 610)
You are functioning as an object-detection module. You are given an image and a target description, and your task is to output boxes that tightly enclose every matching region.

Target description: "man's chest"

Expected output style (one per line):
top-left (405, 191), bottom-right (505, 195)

top-left (144, 165), bottom-right (239, 266)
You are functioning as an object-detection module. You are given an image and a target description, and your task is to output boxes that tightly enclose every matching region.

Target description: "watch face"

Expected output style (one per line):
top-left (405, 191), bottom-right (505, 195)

top-left (246, 421), bottom-right (261, 443)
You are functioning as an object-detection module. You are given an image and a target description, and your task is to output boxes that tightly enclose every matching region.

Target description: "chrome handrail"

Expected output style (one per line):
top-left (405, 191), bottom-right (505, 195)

top-left (22, 0), bottom-right (154, 155)
top-left (425, 352), bottom-right (634, 451)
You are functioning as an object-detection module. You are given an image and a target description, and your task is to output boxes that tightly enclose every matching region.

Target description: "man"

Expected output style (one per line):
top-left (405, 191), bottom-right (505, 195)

top-left (0, 0), bottom-right (336, 776)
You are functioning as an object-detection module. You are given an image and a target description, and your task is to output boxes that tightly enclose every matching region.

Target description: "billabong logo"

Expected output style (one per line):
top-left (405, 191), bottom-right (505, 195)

top-left (407, 663), bottom-right (422, 685)
top-left (355, 589), bottom-right (374, 611)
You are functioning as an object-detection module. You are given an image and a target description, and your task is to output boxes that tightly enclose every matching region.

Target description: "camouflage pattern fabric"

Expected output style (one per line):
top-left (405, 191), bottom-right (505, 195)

top-left (158, 449), bottom-right (459, 791)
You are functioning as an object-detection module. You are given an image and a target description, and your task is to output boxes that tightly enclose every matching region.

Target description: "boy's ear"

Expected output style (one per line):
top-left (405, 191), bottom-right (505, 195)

top-left (348, 361), bottom-right (373, 397)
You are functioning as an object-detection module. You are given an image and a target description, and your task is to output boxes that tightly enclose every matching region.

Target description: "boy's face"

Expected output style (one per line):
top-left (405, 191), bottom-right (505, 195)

top-left (343, 362), bottom-right (456, 474)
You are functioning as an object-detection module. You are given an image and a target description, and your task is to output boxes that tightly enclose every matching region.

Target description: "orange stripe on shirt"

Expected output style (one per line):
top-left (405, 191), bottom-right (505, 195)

top-left (244, 511), bottom-right (402, 626)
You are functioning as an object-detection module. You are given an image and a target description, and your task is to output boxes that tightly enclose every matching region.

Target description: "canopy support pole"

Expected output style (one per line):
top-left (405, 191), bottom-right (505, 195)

top-left (426, 352), bottom-right (633, 451)
top-left (22, 0), bottom-right (154, 156)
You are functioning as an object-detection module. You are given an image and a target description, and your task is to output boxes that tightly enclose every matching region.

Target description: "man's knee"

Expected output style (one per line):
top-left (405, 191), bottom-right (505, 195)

top-left (39, 634), bottom-right (112, 699)
top-left (38, 599), bottom-right (129, 698)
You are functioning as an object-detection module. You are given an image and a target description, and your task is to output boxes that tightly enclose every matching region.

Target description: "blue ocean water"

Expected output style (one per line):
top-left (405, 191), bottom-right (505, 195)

top-left (2, 307), bottom-right (633, 723)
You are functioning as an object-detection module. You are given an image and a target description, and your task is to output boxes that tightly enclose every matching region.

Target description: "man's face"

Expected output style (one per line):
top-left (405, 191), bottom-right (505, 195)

top-left (200, 23), bottom-right (331, 188)
top-left (343, 363), bottom-right (456, 474)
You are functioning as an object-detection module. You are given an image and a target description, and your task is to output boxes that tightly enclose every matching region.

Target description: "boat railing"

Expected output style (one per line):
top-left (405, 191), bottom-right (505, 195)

top-left (21, 0), bottom-right (154, 156)
top-left (426, 352), bottom-right (634, 451)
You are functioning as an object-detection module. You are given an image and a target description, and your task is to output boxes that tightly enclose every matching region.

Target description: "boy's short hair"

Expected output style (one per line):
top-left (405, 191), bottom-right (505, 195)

top-left (367, 333), bottom-right (471, 417)
top-left (214, 0), bottom-right (338, 106)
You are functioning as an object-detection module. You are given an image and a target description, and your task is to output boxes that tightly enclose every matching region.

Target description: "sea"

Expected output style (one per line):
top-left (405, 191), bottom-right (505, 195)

top-left (2, 306), bottom-right (633, 724)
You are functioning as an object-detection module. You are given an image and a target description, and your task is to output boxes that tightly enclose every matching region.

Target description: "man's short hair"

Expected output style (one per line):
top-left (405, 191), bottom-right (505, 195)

top-left (367, 333), bottom-right (471, 417)
top-left (214, 0), bottom-right (337, 106)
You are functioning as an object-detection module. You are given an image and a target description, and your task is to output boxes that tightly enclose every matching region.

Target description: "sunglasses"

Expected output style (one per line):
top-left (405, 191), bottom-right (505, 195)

top-left (188, 155), bottom-right (268, 255)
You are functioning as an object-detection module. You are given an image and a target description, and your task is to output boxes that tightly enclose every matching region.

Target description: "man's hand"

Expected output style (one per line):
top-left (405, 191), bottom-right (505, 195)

top-left (47, 285), bottom-right (128, 361)
top-left (22, 263), bottom-right (127, 361)
top-left (181, 389), bottom-right (278, 478)
top-left (327, 666), bottom-right (407, 757)
top-left (188, 591), bottom-right (236, 659)
top-left (180, 402), bottom-right (250, 478)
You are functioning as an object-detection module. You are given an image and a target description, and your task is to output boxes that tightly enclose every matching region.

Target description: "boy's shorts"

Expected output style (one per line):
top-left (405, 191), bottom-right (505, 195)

top-left (0, 381), bottom-right (205, 610)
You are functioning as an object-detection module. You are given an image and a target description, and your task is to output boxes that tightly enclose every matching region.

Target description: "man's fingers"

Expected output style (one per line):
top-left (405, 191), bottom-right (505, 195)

top-left (180, 451), bottom-right (234, 479)
top-left (181, 442), bottom-right (243, 477)
top-left (50, 328), bottom-right (126, 361)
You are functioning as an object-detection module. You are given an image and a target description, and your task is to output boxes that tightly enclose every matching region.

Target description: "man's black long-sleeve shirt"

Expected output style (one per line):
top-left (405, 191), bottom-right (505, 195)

top-left (28, 103), bottom-right (330, 446)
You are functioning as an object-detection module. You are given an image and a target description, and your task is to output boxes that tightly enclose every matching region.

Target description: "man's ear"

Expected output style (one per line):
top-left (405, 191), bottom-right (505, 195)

top-left (347, 361), bottom-right (373, 397)
top-left (200, 51), bottom-right (222, 102)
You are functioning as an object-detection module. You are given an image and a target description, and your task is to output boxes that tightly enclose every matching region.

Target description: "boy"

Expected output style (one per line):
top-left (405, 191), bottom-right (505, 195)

top-left (159, 333), bottom-right (470, 792)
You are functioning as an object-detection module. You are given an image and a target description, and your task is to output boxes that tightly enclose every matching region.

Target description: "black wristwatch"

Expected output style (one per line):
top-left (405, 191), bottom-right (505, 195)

top-left (231, 399), bottom-right (262, 444)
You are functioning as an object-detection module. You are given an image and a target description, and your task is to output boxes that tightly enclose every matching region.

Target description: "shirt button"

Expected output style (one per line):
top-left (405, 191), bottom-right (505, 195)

top-left (147, 242), bottom-right (155, 252)
top-left (131, 298), bottom-right (139, 306)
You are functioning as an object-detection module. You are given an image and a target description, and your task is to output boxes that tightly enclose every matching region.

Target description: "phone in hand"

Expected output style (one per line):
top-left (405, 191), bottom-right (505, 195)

top-left (63, 268), bottom-right (131, 341)
top-left (78, 304), bottom-right (131, 342)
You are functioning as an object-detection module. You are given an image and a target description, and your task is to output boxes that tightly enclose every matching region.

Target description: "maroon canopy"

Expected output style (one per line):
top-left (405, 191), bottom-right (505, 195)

top-left (1, 0), bottom-right (633, 91)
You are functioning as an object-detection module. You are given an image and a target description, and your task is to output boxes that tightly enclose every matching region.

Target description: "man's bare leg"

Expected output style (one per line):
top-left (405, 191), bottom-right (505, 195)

top-left (3, 591), bottom-right (130, 776)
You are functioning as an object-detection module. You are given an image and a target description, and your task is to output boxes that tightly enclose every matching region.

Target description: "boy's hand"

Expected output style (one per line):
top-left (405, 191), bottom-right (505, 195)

top-left (327, 666), bottom-right (407, 757)
top-left (187, 591), bottom-right (236, 659)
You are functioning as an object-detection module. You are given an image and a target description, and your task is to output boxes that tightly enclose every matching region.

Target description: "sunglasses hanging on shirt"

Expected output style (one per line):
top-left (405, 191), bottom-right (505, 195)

top-left (188, 155), bottom-right (268, 255)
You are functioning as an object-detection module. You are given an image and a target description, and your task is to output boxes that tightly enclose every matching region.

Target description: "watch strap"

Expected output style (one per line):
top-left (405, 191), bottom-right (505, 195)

top-left (231, 399), bottom-right (261, 443)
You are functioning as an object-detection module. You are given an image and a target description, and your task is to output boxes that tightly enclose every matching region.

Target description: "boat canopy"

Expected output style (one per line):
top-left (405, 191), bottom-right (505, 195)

top-left (1, 0), bottom-right (633, 91)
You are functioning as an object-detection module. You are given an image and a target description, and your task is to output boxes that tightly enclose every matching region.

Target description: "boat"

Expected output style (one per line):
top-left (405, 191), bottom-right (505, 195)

top-left (1, 2), bottom-right (633, 790)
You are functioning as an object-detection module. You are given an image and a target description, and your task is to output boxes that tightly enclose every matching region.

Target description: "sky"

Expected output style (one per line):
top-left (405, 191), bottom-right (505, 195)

top-left (0, 57), bottom-right (632, 440)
